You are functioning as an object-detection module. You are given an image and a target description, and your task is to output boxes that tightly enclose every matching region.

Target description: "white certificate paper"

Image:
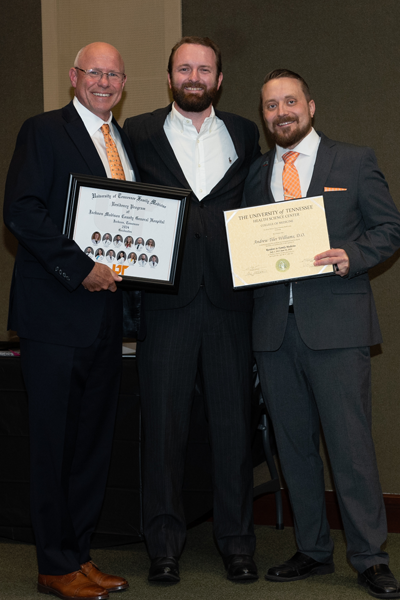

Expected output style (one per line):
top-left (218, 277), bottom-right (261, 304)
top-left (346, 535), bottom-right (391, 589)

top-left (73, 186), bottom-right (181, 283)
top-left (224, 196), bottom-right (334, 288)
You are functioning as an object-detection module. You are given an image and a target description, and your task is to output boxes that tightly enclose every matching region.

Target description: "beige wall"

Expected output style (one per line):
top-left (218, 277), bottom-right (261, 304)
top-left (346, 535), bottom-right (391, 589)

top-left (1, 0), bottom-right (181, 341)
top-left (41, 0), bottom-right (181, 121)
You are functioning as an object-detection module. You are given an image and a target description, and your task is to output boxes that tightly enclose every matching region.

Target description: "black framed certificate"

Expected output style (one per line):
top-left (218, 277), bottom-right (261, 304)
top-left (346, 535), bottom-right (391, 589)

top-left (63, 174), bottom-right (191, 292)
top-left (224, 196), bottom-right (334, 288)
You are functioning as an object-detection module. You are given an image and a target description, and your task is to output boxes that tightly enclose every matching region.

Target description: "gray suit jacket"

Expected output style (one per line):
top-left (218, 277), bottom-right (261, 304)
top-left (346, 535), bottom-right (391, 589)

top-left (243, 132), bottom-right (400, 351)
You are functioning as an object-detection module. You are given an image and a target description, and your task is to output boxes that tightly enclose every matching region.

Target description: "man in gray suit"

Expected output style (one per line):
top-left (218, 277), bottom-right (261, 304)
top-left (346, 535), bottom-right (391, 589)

top-left (243, 69), bottom-right (400, 598)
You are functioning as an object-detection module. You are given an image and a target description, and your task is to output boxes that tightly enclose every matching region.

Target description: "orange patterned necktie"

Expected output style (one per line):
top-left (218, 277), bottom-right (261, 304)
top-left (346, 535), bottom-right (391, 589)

top-left (282, 151), bottom-right (301, 200)
top-left (101, 124), bottom-right (126, 180)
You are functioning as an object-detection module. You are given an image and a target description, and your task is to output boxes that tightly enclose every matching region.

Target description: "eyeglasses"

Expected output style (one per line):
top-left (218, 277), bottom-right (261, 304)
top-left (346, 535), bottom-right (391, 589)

top-left (74, 67), bottom-right (125, 83)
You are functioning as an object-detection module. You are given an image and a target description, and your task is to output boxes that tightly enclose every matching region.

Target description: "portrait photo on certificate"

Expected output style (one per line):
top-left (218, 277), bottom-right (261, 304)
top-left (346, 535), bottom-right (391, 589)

top-left (63, 175), bottom-right (191, 292)
top-left (224, 196), bottom-right (334, 288)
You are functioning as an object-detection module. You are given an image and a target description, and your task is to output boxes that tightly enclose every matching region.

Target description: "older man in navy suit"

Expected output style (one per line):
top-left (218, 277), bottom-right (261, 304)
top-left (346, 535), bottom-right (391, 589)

top-left (243, 69), bottom-right (400, 599)
top-left (4, 42), bottom-right (139, 600)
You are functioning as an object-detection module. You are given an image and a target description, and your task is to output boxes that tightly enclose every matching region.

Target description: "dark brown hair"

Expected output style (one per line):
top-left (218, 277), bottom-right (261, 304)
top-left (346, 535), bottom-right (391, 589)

top-left (263, 69), bottom-right (311, 101)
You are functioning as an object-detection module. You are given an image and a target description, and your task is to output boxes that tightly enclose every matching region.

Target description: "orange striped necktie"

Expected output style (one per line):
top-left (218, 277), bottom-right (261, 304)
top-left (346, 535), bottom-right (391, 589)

top-left (101, 124), bottom-right (126, 180)
top-left (282, 151), bottom-right (301, 200)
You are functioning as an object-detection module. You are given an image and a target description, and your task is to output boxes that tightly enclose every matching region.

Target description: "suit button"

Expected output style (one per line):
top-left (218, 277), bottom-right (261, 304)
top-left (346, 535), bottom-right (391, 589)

top-left (55, 266), bottom-right (59, 272)
top-left (195, 233), bottom-right (200, 239)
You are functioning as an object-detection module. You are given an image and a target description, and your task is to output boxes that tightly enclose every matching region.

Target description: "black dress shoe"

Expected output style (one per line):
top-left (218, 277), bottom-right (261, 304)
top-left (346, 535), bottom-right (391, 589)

top-left (265, 551), bottom-right (334, 582)
top-left (358, 564), bottom-right (400, 598)
top-left (148, 557), bottom-right (180, 583)
top-left (225, 555), bottom-right (258, 582)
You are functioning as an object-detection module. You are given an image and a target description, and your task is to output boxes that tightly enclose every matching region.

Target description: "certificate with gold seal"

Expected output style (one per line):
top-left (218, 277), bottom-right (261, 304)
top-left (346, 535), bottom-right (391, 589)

top-left (224, 196), bottom-right (334, 288)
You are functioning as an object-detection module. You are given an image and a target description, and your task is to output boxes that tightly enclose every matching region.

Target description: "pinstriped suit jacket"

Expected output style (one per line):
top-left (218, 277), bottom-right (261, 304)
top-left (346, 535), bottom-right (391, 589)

top-left (124, 104), bottom-right (260, 312)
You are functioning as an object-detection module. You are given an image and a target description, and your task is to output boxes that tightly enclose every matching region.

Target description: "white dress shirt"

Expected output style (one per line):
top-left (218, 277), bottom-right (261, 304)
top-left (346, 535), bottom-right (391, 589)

top-left (73, 97), bottom-right (135, 181)
top-left (163, 103), bottom-right (238, 201)
top-left (270, 128), bottom-right (321, 304)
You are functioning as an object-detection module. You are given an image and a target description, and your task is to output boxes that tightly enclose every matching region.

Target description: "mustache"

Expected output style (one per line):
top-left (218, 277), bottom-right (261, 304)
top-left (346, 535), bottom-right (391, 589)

top-left (273, 115), bottom-right (299, 126)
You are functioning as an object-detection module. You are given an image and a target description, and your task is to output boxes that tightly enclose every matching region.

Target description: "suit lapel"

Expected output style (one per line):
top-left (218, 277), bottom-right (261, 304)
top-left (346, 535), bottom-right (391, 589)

top-left (142, 105), bottom-right (190, 188)
top-left (260, 149), bottom-right (275, 205)
top-left (62, 103), bottom-right (106, 177)
top-left (115, 119), bottom-right (141, 182)
top-left (307, 133), bottom-right (337, 196)
top-left (208, 110), bottom-right (246, 196)
top-left (218, 110), bottom-right (244, 164)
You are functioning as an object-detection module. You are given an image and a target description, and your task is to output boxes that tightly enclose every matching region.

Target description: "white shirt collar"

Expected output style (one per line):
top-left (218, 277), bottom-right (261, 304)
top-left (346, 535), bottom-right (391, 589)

top-left (73, 96), bottom-right (113, 136)
top-left (275, 127), bottom-right (320, 162)
top-left (169, 102), bottom-right (217, 135)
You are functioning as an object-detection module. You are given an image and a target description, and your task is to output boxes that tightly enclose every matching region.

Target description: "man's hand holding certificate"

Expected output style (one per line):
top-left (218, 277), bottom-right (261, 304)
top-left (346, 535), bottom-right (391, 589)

top-left (224, 195), bottom-right (334, 288)
top-left (314, 247), bottom-right (350, 277)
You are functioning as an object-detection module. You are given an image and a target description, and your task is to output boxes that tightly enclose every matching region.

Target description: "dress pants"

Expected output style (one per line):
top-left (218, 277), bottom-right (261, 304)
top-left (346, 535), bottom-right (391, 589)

top-left (138, 288), bottom-right (255, 558)
top-left (255, 313), bottom-right (388, 573)
top-left (20, 291), bottom-right (122, 575)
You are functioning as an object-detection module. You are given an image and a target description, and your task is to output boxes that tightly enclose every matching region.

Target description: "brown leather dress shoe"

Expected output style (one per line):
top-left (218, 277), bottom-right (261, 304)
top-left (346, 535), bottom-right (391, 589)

top-left (38, 570), bottom-right (109, 599)
top-left (81, 561), bottom-right (129, 592)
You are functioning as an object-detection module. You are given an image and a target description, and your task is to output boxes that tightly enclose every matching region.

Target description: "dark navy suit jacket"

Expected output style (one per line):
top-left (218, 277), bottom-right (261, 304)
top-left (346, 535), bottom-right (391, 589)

top-left (4, 101), bottom-right (140, 346)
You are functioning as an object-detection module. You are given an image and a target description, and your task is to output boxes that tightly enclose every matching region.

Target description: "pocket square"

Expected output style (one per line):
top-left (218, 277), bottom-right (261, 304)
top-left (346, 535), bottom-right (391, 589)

top-left (324, 187), bottom-right (347, 192)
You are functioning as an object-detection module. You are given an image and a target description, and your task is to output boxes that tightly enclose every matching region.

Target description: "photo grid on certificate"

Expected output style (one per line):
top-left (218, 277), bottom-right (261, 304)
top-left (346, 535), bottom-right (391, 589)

top-left (73, 186), bottom-right (181, 283)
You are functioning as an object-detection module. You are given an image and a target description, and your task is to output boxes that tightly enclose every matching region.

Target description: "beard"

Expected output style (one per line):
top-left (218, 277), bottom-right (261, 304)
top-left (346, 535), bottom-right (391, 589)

top-left (269, 114), bottom-right (312, 148)
top-left (171, 80), bottom-right (219, 113)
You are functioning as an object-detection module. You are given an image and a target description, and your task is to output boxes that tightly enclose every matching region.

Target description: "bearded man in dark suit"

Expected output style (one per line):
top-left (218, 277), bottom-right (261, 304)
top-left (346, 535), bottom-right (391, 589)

top-left (124, 36), bottom-right (260, 583)
top-left (243, 69), bottom-right (400, 599)
top-left (4, 42), bottom-right (139, 600)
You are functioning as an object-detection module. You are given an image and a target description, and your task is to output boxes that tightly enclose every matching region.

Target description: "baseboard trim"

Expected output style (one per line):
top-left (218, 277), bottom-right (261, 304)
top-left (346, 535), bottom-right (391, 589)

top-left (253, 489), bottom-right (400, 533)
